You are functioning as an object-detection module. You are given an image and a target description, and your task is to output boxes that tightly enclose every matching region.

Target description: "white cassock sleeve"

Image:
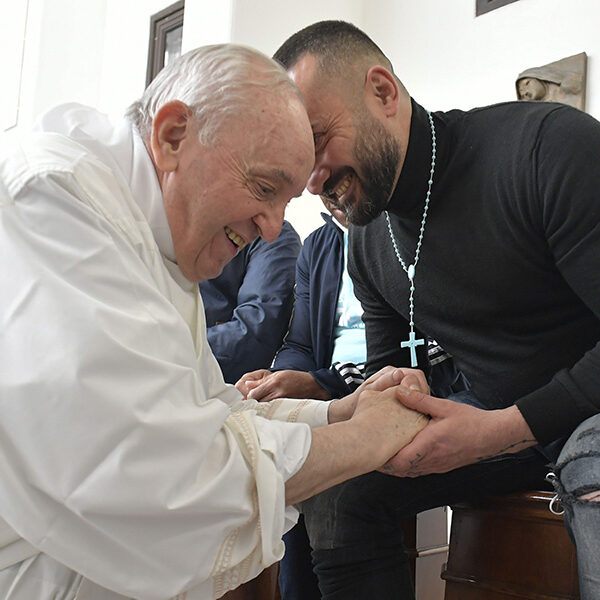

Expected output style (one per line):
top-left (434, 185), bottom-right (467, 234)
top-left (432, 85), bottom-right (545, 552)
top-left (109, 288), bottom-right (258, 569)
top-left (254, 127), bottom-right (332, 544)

top-left (0, 133), bottom-right (329, 599)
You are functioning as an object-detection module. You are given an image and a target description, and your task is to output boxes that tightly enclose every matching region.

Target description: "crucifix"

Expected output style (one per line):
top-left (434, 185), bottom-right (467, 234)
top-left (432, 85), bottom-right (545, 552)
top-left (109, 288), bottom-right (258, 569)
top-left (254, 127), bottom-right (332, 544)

top-left (401, 331), bottom-right (424, 367)
top-left (384, 110), bottom-right (437, 371)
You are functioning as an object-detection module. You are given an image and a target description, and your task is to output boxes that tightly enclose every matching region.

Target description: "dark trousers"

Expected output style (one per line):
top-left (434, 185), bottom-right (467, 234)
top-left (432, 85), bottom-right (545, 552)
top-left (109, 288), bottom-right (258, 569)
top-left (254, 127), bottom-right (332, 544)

top-left (279, 515), bottom-right (321, 600)
top-left (299, 447), bottom-right (551, 599)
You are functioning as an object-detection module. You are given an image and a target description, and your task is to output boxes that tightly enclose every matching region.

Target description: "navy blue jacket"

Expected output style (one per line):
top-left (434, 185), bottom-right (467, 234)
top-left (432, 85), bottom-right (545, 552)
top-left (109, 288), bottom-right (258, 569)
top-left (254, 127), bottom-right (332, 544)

top-left (200, 221), bottom-right (301, 383)
top-left (272, 214), bottom-right (356, 398)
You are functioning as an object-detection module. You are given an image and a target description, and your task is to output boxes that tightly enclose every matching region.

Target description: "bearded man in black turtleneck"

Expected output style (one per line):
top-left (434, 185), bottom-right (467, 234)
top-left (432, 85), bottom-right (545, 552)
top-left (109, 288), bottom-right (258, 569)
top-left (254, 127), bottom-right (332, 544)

top-left (273, 20), bottom-right (600, 600)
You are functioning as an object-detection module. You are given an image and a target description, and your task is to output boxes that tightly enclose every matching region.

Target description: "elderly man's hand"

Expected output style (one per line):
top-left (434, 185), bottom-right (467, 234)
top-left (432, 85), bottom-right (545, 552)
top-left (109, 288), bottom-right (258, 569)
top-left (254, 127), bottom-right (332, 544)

top-left (346, 384), bottom-right (429, 469)
top-left (286, 378), bottom-right (430, 505)
top-left (235, 369), bottom-right (272, 398)
top-left (236, 369), bottom-right (330, 401)
top-left (380, 389), bottom-right (538, 477)
top-left (328, 366), bottom-right (429, 423)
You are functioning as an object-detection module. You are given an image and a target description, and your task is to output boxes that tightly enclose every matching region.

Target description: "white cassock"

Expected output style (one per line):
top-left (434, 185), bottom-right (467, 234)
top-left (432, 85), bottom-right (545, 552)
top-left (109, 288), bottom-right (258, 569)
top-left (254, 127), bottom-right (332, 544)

top-left (0, 104), bottom-right (329, 599)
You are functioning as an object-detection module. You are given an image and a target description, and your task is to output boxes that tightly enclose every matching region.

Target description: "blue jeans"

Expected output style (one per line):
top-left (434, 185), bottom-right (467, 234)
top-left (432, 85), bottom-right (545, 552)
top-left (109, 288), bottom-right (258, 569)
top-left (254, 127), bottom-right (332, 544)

top-left (300, 442), bottom-right (550, 599)
top-left (550, 414), bottom-right (600, 600)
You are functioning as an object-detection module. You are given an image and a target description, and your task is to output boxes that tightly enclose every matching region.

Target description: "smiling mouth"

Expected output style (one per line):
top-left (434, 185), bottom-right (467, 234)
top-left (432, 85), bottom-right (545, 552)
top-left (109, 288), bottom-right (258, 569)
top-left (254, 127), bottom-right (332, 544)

top-left (333, 174), bottom-right (352, 199)
top-left (224, 226), bottom-right (246, 249)
top-left (322, 173), bottom-right (354, 213)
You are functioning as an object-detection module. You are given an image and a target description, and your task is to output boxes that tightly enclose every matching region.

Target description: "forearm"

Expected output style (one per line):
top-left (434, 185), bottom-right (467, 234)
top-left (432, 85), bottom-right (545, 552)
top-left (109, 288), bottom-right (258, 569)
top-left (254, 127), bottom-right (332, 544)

top-left (385, 390), bottom-right (539, 477)
top-left (479, 405), bottom-right (538, 460)
top-left (285, 421), bottom-right (372, 505)
top-left (272, 343), bottom-right (319, 374)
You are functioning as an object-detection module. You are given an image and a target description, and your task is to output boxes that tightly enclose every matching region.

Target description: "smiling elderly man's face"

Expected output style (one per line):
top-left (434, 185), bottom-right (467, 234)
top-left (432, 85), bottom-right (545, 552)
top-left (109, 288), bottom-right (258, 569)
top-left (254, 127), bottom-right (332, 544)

top-left (153, 94), bottom-right (314, 282)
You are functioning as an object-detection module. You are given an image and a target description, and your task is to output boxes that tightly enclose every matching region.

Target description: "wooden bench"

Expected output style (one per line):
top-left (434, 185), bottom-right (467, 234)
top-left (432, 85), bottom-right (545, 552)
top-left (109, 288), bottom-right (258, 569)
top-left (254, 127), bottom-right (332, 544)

top-left (441, 490), bottom-right (579, 600)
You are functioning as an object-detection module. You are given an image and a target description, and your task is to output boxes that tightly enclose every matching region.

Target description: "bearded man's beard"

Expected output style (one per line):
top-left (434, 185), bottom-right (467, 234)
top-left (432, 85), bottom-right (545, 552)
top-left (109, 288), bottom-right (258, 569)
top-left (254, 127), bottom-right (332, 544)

top-left (345, 110), bottom-right (401, 226)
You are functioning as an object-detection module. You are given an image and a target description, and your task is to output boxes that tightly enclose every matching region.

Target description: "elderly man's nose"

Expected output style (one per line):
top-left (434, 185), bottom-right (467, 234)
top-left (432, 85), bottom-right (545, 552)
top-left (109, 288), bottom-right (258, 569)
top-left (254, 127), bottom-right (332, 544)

top-left (255, 207), bottom-right (285, 242)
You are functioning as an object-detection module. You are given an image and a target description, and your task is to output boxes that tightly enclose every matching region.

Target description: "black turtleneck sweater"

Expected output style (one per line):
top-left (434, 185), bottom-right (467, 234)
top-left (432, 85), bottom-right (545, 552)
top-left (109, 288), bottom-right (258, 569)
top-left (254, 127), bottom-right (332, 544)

top-left (349, 99), bottom-right (600, 446)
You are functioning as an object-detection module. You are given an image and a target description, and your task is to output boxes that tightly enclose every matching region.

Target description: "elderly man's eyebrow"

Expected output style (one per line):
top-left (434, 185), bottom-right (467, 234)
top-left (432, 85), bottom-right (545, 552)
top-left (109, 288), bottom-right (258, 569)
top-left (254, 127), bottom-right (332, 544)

top-left (249, 167), bottom-right (294, 186)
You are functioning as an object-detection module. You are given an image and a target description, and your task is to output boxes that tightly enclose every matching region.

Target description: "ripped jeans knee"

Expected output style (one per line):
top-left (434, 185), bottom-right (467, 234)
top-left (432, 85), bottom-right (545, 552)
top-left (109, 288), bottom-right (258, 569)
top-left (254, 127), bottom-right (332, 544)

top-left (550, 413), bottom-right (600, 505)
top-left (547, 414), bottom-right (600, 599)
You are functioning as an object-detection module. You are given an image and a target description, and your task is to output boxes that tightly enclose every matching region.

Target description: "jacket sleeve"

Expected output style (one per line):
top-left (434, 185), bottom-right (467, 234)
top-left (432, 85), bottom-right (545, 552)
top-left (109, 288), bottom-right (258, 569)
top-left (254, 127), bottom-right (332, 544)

top-left (311, 362), bottom-right (365, 399)
top-left (274, 228), bottom-right (366, 399)
top-left (272, 236), bottom-right (321, 374)
top-left (206, 221), bottom-right (301, 383)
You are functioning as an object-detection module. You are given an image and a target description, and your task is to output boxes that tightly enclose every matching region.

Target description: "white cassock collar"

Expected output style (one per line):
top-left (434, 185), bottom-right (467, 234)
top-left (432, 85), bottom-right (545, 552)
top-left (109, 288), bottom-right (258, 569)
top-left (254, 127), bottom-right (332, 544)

top-left (128, 124), bottom-right (177, 263)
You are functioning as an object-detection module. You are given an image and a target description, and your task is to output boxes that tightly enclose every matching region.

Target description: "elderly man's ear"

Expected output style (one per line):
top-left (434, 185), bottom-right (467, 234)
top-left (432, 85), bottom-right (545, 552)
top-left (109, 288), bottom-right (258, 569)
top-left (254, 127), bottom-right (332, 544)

top-left (150, 101), bottom-right (194, 172)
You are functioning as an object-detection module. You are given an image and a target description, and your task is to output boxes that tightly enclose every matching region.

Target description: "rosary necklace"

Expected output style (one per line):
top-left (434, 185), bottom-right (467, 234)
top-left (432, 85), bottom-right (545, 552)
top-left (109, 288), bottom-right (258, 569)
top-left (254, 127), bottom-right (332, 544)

top-left (384, 109), bottom-right (436, 367)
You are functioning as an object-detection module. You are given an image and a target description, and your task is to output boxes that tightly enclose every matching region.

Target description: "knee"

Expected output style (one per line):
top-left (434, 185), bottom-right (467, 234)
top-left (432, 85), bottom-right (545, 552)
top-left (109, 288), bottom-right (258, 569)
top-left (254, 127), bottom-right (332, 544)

top-left (300, 474), bottom-right (401, 551)
top-left (553, 414), bottom-right (600, 503)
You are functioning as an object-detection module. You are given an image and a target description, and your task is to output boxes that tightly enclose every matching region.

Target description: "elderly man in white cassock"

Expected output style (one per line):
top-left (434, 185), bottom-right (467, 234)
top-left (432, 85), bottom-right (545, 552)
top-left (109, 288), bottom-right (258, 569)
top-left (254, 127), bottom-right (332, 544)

top-left (0, 44), bottom-right (427, 599)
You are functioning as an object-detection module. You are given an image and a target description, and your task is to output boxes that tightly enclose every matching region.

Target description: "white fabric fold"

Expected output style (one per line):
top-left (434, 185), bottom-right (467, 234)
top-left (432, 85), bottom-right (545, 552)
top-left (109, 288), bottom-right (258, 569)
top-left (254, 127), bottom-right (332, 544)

top-left (0, 517), bottom-right (38, 570)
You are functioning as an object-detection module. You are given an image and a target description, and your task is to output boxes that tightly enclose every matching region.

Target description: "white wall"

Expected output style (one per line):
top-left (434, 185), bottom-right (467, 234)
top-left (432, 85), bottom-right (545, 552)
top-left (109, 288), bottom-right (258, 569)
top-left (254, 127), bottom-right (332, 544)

top-left (99, 0), bottom-right (173, 122)
top-left (6, 0), bottom-right (600, 237)
top-left (230, 0), bottom-right (600, 238)
top-left (6, 0), bottom-right (175, 128)
top-left (229, 0), bottom-right (363, 57)
top-left (13, 0), bottom-right (108, 128)
top-left (181, 0), bottom-right (233, 51)
top-left (0, 0), bottom-right (29, 130)
top-left (364, 0), bottom-right (600, 117)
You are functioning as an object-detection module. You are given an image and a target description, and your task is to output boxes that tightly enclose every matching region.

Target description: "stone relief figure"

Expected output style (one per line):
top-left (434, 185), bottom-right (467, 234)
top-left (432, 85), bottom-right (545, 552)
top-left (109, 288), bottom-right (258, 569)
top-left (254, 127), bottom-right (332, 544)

top-left (516, 52), bottom-right (587, 111)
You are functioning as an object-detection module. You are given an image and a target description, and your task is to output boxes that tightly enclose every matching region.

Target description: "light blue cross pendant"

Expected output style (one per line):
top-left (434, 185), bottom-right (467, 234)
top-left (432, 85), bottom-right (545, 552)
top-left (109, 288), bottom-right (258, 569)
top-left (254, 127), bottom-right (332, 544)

top-left (401, 331), bottom-right (424, 367)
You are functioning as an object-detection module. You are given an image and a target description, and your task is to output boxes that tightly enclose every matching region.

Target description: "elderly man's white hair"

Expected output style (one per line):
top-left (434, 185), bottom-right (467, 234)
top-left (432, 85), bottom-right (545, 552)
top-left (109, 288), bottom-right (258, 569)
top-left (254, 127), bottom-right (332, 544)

top-left (126, 43), bottom-right (302, 145)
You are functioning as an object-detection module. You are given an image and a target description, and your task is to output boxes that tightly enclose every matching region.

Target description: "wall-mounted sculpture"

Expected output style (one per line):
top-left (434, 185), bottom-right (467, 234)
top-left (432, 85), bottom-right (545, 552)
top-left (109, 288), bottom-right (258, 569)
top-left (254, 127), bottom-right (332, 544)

top-left (516, 52), bottom-right (587, 111)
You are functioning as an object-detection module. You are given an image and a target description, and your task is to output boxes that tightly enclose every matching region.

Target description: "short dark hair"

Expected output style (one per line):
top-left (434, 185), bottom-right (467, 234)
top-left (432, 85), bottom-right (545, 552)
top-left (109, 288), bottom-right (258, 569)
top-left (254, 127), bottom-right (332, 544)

top-left (273, 20), bottom-right (393, 77)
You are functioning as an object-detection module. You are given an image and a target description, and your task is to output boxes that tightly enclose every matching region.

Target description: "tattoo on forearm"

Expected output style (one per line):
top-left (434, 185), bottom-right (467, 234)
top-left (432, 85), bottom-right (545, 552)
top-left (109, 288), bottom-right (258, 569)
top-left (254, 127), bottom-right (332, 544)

top-left (476, 439), bottom-right (537, 462)
top-left (382, 452), bottom-right (425, 477)
top-left (406, 453), bottom-right (424, 476)
top-left (406, 468), bottom-right (424, 476)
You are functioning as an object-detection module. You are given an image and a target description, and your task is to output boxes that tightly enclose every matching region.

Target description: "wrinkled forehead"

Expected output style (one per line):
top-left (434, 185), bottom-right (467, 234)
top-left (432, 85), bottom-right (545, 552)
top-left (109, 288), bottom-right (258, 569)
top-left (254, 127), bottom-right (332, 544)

top-left (277, 104), bottom-right (315, 190)
top-left (261, 91), bottom-right (313, 154)
top-left (240, 94), bottom-right (314, 188)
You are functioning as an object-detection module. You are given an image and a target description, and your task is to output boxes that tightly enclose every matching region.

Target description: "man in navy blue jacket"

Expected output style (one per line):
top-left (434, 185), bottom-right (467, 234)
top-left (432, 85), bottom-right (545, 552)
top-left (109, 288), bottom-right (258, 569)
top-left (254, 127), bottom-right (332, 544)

top-left (237, 202), bottom-right (363, 401)
top-left (199, 220), bottom-right (301, 383)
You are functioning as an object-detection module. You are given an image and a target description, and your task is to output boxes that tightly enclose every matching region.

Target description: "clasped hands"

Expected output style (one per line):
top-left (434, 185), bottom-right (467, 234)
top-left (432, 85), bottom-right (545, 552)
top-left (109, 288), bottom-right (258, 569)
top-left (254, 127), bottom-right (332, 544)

top-left (237, 366), bottom-right (437, 477)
